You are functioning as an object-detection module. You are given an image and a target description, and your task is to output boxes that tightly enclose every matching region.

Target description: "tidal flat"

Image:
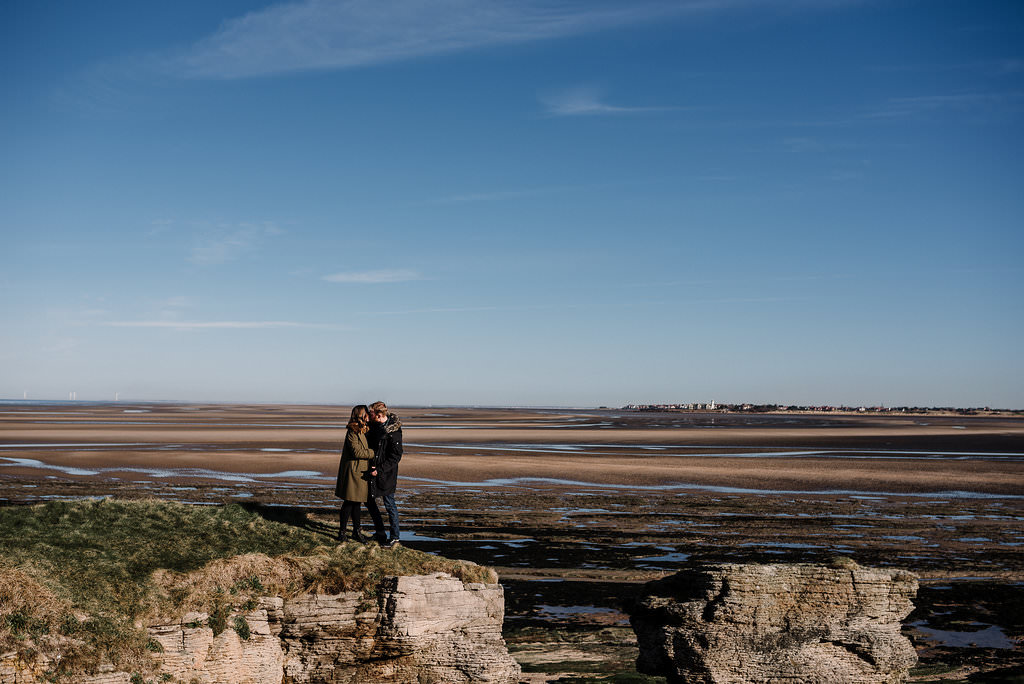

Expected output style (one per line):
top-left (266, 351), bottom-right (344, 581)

top-left (1, 403), bottom-right (1022, 682)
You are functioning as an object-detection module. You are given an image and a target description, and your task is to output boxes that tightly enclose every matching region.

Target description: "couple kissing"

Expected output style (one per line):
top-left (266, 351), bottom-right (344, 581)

top-left (335, 401), bottom-right (403, 547)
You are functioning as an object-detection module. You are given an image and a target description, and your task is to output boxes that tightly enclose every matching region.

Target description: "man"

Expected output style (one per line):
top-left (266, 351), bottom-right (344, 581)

top-left (367, 400), bottom-right (403, 548)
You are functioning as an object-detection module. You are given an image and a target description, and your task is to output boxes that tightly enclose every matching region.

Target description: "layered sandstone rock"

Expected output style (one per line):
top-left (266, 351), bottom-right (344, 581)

top-left (1, 573), bottom-right (520, 684)
top-left (628, 561), bottom-right (918, 684)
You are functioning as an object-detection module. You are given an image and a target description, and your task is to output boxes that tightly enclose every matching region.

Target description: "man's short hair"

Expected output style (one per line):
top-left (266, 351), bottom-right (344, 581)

top-left (370, 401), bottom-right (388, 414)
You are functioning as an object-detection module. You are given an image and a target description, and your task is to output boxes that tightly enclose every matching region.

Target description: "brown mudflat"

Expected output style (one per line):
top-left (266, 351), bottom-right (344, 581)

top-left (2, 404), bottom-right (1022, 493)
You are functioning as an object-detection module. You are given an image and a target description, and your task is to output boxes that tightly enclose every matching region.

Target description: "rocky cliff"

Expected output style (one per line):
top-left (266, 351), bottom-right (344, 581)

top-left (628, 561), bottom-right (918, 684)
top-left (0, 573), bottom-right (521, 684)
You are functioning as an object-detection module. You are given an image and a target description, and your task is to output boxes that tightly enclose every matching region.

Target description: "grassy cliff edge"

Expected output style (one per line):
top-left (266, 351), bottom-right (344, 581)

top-left (0, 498), bottom-right (494, 680)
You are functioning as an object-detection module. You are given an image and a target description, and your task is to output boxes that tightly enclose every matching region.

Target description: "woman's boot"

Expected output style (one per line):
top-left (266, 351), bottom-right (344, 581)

top-left (351, 505), bottom-right (367, 542)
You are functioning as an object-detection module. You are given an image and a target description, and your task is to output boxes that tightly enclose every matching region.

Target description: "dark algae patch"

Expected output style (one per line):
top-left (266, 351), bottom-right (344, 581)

top-left (907, 582), bottom-right (1024, 682)
top-left (506, 625), bottom-right (666, 683)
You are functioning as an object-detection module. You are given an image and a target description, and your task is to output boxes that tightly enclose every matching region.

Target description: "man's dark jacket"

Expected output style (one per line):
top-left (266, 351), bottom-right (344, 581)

top-left (368, 413), bottom-right (403, 496)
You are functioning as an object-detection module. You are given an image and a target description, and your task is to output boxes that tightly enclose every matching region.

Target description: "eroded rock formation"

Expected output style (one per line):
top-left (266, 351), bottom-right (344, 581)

top-left (628, 561), bottom-right (918, 684)
top-left (0, 573), bottom-right (520, 684)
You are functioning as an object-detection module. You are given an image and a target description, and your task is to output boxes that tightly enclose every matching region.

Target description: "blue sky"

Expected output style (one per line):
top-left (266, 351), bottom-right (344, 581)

top-left (2, 0), bottom-right (1022, 408)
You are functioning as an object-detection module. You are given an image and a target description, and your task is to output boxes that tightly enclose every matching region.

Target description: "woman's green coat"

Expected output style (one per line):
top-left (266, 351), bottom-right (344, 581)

top-left (335, 429), bottom-right (374, 502)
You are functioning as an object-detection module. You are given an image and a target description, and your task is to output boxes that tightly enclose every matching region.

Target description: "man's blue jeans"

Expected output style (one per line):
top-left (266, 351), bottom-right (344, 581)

top-left (380, 492), bottom-right (400, 541)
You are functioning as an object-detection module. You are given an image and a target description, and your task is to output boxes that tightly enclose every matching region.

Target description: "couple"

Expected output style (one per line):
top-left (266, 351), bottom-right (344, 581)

top-left (335, 401), bottom-right (402, 547)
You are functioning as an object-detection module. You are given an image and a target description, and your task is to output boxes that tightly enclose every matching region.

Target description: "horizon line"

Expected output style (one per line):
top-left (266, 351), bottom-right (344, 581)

top-left (1, 399), bottom-right (1020, 411)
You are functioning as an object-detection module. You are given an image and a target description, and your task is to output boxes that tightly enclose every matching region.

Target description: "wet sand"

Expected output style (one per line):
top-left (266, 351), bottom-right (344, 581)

top-left (2, 404), bottom-right (1022, 495)
top-left (2, 403), bottom-right (1022, 680)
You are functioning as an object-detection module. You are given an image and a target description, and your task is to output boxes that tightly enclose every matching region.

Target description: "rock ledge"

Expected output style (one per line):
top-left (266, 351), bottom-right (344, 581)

top-left (628, 561), bottom-right (918, 684)
top-left (1, 573), bottom-right (520, 684)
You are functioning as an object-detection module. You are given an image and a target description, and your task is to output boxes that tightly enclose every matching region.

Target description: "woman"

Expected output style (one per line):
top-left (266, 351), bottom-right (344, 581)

top-left (335, 405), bottom-right (385, 542)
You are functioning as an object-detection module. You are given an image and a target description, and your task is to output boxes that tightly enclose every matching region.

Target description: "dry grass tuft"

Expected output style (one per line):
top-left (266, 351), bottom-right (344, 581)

top-left (149, 552), bottom-right (308, 621)
top-left (148, 543), bottom-right (497, 625)
top-left (0, 560), bottom-right (68, 651)
top-left (0, 560), bottom-right (151, 677)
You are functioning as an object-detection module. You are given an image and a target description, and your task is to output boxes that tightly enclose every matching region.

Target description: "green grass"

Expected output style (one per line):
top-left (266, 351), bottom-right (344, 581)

top-left (0, 498), bottom-right (495, 679)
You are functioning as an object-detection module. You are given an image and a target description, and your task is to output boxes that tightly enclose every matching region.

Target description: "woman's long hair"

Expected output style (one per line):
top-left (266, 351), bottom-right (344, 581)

top-left (347, 404), bottom-right (369, 434)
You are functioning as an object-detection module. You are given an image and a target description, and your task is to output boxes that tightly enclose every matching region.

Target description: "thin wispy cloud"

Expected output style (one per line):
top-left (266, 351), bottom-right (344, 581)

top-left (698, 89), bottom-right (1022, 131)
top-left (42, 337), bottom-right (83, 354)
top-left (358, 303), bottom-right (559, 316)
top-left (828, 169), bottom-right (865, 182)
top-left (323, 269), bottom-right (422, 284)
top-left (147, 219), bottom-right (175, 237)
top-left (362, 306), bottom-right (500, 316)
top-left (433, 176), bottom-right (689, 204)
top-left (866, 92), bottom-right (1023, 119)
top-left (692, 296), bottom-right (813, 304)
top-left (695, 174), bottom-right (738, 182)
top-left (539, 85), bottom-right (678, 116)
top-left (161, 296), bottom-right (191, 309)
top-left (998, 59), bottom-right (1024, 74)
top-left (783, 137), bottom-right (835, 152)
top-left (53, 56), bottom-right (163, 116)
top-left (104, 321), bottom-right (344, 330)
top-left (153, 296), bottom-right (192, 322)
top-left (625, 273), bottom-right (853, 288)
top-left (434, 189), bottom-right (553, 204)
top-left (162, 0), bottom-right (715, 80)
top-left (189, 222), bottom-right (283, 266)
top-left (432, 182), bottom-right (597, 204)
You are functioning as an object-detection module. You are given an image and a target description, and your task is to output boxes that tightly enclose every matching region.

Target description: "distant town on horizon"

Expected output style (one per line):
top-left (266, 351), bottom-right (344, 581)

top-left (623, 402), bottom-right (1024, 416)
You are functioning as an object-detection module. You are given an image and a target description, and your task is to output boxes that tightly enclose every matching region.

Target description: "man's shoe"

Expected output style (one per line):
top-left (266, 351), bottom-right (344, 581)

top-left (351, 533), bottom-right (368, 543)
top-left (384, 539), bottom-right (400, 548)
